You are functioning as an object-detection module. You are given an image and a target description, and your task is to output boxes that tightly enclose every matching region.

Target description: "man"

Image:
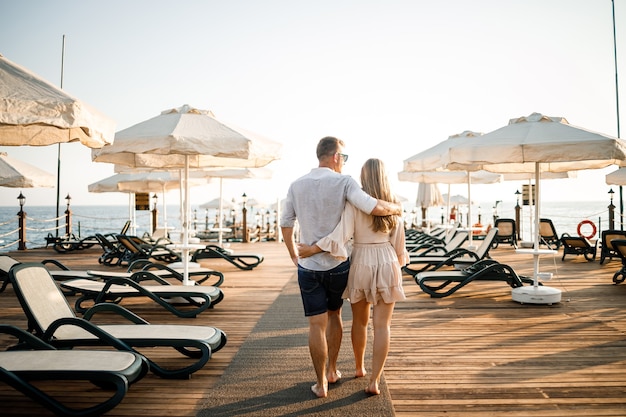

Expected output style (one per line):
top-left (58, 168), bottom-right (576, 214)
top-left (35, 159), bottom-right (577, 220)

top-left (280, 136), bottom-right (402, 398)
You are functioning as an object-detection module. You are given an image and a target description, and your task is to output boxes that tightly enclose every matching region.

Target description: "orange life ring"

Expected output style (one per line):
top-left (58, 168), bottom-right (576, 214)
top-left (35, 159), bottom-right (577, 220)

top-left (577, 220), bottom-right (597, 239)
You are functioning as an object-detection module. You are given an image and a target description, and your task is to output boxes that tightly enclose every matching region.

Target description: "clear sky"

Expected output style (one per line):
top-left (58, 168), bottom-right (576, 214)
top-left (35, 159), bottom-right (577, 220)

top-left (0, 0), bottom-right (625, 209)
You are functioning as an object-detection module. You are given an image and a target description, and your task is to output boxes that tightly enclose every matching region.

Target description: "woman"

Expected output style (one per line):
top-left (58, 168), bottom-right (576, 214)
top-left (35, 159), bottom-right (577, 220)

top-left (298, 158), bottom-right (409, 395)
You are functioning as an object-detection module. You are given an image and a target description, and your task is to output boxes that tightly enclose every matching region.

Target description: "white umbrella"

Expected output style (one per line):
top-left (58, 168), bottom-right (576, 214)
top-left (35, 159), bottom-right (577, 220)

top-left (92, 105), bottom-right (282, 284)
top-left (606, 167), bottom-right (626, 185)
top-left (197, 167), bottom-right (273, 245)
top-left (0, 54), bottom-right (115, 148)
top-left (0, 152), bottom-right (55, 188)
top-left (447, 112), bottom-right (626, 304)
top-left (415, 182), bottom-right (444, 228)
top-left (403, 131), bottom-right (495, 245)
top-left (199, 197), bottom-right (238, 210)
top-left (399, 169), bottom-right (501, 226)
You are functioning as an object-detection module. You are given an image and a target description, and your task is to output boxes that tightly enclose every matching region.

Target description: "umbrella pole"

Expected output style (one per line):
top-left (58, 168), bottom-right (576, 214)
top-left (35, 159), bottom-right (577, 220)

top-left (533, 164), bottom-right (540, 286)
top-left (511, 162), bottom-right (561, 304)
top-left (467, 173), bottom-right (474, 249)
top-left (182, 156), bottom-right (190, 285)
top-left (218, 178), bottom-right (224, 245)
top-left (162, 184), bottom-right (167, 229)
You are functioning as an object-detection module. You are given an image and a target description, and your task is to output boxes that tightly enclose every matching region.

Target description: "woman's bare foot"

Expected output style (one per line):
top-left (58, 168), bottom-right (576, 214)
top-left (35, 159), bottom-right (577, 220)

top-left (311, 382), bottom-right (328, 398)
top-left (355, 368), bottom-right (367, 378)
top-left (365, 380), bottom-right (380, 396)
top-left (327, 369), bottom-right (342, 384)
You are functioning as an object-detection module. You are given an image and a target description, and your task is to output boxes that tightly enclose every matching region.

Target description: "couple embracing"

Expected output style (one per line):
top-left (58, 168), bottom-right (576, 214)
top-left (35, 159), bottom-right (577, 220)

top-left (280, 136), bottom-right (409, 398)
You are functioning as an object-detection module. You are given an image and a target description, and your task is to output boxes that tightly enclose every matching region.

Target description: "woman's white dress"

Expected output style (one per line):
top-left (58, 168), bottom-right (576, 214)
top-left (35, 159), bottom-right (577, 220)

top-left (316, 202), bottom-right (409, 304)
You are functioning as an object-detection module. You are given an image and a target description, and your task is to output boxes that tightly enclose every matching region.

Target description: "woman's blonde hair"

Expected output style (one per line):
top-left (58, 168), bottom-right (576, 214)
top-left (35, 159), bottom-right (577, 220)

top-left (360, 158), bottom-right (398, 233)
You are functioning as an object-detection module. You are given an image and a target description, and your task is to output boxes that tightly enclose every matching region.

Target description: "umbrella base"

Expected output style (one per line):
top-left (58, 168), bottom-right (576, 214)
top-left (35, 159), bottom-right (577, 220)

top-left (511, 285), bottom-right (561, 305)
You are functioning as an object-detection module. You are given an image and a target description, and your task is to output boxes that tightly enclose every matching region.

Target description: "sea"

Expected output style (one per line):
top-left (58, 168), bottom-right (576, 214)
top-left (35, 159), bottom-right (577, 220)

top-left (412, 200), bottom-right (616, 242)
top-left (0, 200), bottom-right (617, 252)
top-left (0, 204), bottom-right (279, 252)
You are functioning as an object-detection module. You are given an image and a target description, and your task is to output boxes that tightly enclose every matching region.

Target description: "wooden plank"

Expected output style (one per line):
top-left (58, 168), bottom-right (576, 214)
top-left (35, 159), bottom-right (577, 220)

top-left (0, 241), bottom-right (625, 416)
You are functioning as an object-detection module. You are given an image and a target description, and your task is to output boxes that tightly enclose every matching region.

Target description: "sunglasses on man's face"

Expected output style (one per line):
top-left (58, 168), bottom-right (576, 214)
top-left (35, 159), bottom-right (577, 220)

top-left (336, 153), bottom-right (349, 163)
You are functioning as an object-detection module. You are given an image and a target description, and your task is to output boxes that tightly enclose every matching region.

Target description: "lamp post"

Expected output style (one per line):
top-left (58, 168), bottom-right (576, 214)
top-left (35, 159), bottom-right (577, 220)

top-left (241, 192), bottom-right (249, 243)
top-left (64, 193), bottom-right (72, 237)
top-left (515, 190), bottom-right (522, 240)
top-left (17, 192), bottom-right (26, 250)
top-left (151, 194), bottom-right (158, 234)
top-left (230, 208), bottom-right (236, 240)
top-left (609, 188), bottom-right (616, 230)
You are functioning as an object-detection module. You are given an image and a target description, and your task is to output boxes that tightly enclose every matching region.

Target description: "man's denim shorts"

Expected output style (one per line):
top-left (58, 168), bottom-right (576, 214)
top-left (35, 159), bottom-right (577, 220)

top-left (297, 260), bottom-right (350, 317)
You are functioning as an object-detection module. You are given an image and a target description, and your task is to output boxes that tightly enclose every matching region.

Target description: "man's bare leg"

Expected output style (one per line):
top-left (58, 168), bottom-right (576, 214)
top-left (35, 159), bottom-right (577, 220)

top-left (326, 308), bottom-right (343, 383)
top-left (308, 313), bottom-right (329, 397)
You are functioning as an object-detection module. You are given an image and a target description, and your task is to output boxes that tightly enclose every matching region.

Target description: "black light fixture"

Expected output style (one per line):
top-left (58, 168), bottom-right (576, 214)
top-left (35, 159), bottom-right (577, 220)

top-left (152, 193), bottom-right (158, 210)
top-left (241, 192), bottom-right (248, 207)
top-left (609, 188), bottom-right (615, 204)
top-left (17, 192), bottom-right (25, 209)
top-left (65, 193), bottom-right (71, 209)
top-left (515, 189), bottom-right (521, 206)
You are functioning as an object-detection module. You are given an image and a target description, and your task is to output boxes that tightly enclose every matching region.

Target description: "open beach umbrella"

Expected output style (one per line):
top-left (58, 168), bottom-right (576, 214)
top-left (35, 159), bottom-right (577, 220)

top-left (0, 54), bottom-right (115, 148)
top-left (403, 131), bottom-right (490, 244)
top-left (447, 112), bottom-right (626, 304)
top-left (0, 152), bottom-right (55, 188)
top-left (90, 170), bottom-right (208, 231)
top-left (606, 167), bottom-right (626, 186)
top-left (200, 197), bottom-right (237, 210)
top-left (398, 169), bottom-right (501, 224)
top-left (198, 167), bottom-right (273, 245)
top-left (92, 104), bottom-right (282, 284)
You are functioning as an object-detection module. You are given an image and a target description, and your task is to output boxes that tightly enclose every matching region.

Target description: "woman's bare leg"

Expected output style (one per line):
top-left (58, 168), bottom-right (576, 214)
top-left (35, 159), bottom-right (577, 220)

top-left (350, 300), bottom-right (370, 378)
top-left (366, 301), bottom-right (395, 395)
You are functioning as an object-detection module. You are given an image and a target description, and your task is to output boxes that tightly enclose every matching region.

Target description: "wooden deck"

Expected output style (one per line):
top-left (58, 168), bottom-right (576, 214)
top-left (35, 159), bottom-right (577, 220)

top-left (1, 241), bottom-right (625, 416)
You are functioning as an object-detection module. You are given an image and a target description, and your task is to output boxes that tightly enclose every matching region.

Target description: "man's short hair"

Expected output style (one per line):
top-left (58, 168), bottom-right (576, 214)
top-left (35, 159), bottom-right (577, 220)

top-left (316, 136), bottom-right (345, 160)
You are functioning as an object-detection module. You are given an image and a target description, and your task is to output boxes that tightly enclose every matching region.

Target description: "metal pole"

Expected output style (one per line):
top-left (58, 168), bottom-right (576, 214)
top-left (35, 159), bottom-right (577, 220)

top-left (612, 0), bottom-right (623, 229)
top-left (56, 35), bottom-right (65, 237)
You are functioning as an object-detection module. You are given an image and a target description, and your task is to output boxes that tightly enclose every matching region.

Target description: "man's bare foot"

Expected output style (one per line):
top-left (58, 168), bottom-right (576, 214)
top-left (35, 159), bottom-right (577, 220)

top-left (328, 369), bottom-right (342, 384)
top-left (311, 383), bottom-right (328, 398)
top-left (365, 381), bottom-right (380, 396)
top-left (355, 368), bottom-right (367, 378)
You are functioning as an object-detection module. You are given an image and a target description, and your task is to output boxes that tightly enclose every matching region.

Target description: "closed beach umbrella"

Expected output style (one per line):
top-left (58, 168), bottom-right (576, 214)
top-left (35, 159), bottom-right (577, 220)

top-left (92, 104), bottom-right (282, 284)
top-left (0, 54), bottom-right (115, 148)
top-left (415, 182), bottom-right (444, 227)
top-left (0, 152), bottom-right (55, 188)
top-left (447, 112), bottom-right (626, 304)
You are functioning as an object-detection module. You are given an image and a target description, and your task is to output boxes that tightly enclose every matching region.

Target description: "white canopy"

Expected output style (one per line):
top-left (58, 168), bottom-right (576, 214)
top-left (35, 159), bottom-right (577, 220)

top-left (0, 54), bottom-right (115, 148)
top-left (0, 152), bottom-right (55, 188)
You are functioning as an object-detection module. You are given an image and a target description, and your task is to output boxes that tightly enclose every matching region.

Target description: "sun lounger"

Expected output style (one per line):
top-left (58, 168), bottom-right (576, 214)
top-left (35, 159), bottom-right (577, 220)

top-left (539, 218), bottom-right (561, 249)
top-left (116, 234), bottom-right (181, 264)
top-left (191, 244), bottom-right (264, 270)
top-left (50, 221), bottom-right (132, 254)
top-left (560, 234), bottom-right (597, 262)
top-left (599, 229), bottom-right (626, 264)
top-left (94, 233), bottom-right (128, 266)
top-left (0, 324), bottom-right (148, 417)
top-left (9, 263), bottom-right (227, 379)
top-left (415, 259), bottom-right (535, 298)
top-left (492, 218), bottom-right (517, 248)
top-left (60, 272), bottom-right (224, 318)
top-left (608, 239), bottom-right (626, 284)
top-left (403, 228), bottom-right (498, 275)
top-left (408, 231), bottom-right (468, 257)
